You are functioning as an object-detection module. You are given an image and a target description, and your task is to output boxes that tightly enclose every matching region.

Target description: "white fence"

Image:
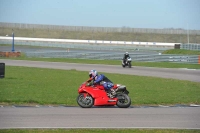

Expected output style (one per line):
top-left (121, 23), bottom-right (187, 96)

top-left (1, 22), bottom-right (200, 35)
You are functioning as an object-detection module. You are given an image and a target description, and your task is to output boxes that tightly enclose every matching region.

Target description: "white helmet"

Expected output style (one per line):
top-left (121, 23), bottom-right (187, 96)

top-left (89, 70), bottom-right (98, 78)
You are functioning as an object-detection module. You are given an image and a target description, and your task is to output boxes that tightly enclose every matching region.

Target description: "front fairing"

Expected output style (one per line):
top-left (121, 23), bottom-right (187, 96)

top-left (78, 82), bottom-right (107, 98)
top-left (127, 57), bottom-right (132, 61)
top-left (78, 82), bottom-right (87, 93)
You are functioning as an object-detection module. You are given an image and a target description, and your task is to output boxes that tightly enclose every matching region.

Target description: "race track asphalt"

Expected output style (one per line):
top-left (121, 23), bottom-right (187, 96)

top-left (1, 59), bottom-right (200, 82)
top-left (0, 107), bottom-right (199, 129)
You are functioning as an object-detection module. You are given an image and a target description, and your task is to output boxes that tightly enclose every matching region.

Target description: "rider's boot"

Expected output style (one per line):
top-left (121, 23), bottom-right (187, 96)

top-left (106, 88), bottom-right (116, 98)
top-left (110, 88), bottom-right (116, 96)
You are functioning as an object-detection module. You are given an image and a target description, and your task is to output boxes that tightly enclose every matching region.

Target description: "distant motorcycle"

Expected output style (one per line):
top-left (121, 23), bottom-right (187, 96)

top-left (77, 79), bottom-right (131, 108)
top-left (122, 57), bottom-right (132, 68)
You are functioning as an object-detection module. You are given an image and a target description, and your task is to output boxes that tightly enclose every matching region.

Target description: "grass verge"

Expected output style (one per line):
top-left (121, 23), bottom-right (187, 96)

top-left (162, 49), bottom-right (200, 55)
top-left (0, 66), bottom-right (199, 106)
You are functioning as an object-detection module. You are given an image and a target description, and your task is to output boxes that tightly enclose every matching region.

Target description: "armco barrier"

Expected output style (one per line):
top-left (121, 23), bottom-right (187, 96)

top-left (180, 43), bottom-right (200, 51)
top-left (24, 51), bottom-right (199, 64)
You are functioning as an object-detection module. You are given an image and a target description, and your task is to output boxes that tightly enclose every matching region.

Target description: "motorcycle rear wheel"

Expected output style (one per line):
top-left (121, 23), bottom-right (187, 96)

top-left (116, 93), bottom-right (131, 108)
top-left (77, 93), bottom-right (94, 108)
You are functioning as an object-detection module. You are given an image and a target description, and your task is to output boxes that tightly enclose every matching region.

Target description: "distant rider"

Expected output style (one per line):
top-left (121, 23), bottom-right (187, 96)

top-left (123, 52), bottom-right (130, 65)
top-left (87, 69), bottom-right (116, 98)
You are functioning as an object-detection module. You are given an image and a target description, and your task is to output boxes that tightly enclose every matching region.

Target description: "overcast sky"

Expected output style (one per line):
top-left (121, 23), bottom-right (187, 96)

top-left (0, 0), bottom-right (200, 30)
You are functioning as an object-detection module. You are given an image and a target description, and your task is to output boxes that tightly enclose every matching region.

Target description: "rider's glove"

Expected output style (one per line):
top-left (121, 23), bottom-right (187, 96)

top-left (87, 80), bottom-right (94, 86)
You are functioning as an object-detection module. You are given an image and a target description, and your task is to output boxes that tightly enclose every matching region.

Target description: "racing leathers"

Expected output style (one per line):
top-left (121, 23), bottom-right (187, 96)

top-left (90, 74), bottom-right (116, 98)
top-left (123, 54), bottom-right (130, 64)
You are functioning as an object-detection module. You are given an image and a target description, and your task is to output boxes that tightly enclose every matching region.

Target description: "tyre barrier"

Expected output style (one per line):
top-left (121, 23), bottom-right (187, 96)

top-left (0, 51), bottom-right (21, 57)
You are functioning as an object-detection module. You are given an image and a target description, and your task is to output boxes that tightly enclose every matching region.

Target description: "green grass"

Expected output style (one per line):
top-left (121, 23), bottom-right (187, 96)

top-left (163, 49), bottom-right (200, 55)
top-left (0, 129), bottom-right (199, 133)
top-left (0, 66), bottom-right (199, 106)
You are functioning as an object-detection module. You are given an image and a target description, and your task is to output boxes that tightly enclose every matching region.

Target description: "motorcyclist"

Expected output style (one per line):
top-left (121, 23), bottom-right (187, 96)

top-left (123, 52), bottom-right (130, 65)
top-left (87, 69), bottom-right (116, 98)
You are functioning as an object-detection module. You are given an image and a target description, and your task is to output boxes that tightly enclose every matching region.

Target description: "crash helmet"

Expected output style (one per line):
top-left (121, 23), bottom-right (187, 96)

top-left (125, 52), bottom-right (129, 55)
top-left (89, 70), bottom-right (98, 78)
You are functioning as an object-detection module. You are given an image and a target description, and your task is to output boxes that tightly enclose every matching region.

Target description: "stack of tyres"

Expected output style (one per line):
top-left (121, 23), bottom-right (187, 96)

top-left (0, 63), bottom-right (5, 78)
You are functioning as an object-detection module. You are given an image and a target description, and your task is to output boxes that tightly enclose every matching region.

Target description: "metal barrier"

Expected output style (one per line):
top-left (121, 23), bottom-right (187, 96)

top-left (0, 37), bottom-right (199, 64)
top-left (24, 51), bottom-right (199, 64)
top-left (181, 44), bottom-right (200, 51)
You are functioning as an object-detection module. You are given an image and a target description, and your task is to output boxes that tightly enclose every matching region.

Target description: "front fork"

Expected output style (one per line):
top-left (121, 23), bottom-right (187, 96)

top-left (81, 93), bottom-right (92, 104)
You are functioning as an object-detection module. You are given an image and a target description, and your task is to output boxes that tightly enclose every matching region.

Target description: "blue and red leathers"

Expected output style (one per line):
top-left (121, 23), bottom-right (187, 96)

top-left (93, 74), bottom-right (113, 91)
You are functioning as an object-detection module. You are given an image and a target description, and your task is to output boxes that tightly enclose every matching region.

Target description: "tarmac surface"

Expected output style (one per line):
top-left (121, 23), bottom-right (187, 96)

top-left (1, 59), bottom-right (200, 82)
top-left (0, 106), bottom-right (199, 129)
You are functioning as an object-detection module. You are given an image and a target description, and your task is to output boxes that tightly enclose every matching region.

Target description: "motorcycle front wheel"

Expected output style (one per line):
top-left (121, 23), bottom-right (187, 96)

top-left (77, 93), bottom-right (94, 108)
top-left (116, 93), bottom-right (131, 108)
top-left (128, 62), bottom-right (132, 68)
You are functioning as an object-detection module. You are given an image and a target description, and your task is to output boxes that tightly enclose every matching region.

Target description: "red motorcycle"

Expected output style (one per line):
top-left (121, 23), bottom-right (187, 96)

top-left (77, 78), bottom-right (131, 108)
